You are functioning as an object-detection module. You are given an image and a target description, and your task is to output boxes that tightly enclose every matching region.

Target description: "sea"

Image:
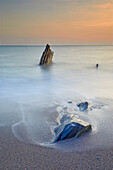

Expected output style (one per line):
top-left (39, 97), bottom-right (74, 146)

top-left (0, 45), bottom-right (113, 151)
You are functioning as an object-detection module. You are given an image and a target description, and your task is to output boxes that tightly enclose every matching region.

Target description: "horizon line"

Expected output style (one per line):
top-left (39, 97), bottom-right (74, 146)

top-left (0, 44), bottom-right (112, 47)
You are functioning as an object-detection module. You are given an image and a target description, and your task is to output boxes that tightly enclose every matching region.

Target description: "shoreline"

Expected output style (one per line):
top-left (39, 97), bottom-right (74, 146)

top-left (0, 126), bottom-right (113, 169)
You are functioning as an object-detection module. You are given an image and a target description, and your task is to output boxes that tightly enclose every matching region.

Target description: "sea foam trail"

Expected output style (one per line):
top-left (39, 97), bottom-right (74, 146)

top-left (11, 97), bottom-right (113, 151)
top-left (12, 104), bottom-right (29, 143)
top-left (12, 102), bottom-right (58, 145)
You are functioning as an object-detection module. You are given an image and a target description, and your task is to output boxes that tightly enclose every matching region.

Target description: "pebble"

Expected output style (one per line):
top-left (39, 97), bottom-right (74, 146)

top-left (67, 101), bottom-right (72, 104)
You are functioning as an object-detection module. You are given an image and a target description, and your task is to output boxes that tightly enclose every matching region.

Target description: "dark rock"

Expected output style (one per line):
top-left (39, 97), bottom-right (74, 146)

top-left (96, 157), bottom-right (100, 160)
top-left (77, 102), bottom-right (88, 111)
top-left (96, 64), bottom-right (99, 68)
top-left (67, 101), bottom-right (72, 104)
top-left (54, 121), bottom-right (91, 142)
top-left (39, 44), bottom-right (54, 65)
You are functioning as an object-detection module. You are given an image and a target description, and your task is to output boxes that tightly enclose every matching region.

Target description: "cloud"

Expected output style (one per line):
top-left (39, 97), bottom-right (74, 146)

top-left (0, 0), bottom-right (112, 44)
top-left (93, 3), bottom-right (113, 9)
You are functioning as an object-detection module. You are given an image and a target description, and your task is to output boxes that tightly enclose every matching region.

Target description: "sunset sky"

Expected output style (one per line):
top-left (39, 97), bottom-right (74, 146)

top-left (0, 0), bottom-right (113, 45)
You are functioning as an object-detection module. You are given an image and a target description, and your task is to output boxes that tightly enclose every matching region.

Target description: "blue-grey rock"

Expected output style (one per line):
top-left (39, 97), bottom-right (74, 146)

top-left (60, 115), bottom-right (70, 124)
top-left (54, 114), bottom-right (91, 142)
top-left (54, 119), bottom-right (91, 142)
top-left (67, 101), bottom-right (72, 104)
top-left (77, 102), bottom-right (88, 111)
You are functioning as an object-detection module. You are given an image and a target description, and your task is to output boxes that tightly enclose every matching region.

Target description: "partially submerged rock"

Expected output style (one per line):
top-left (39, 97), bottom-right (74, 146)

top-left (67, 101), bottom-right (72, 104)
top-left (77, 102), bottom-right (88, 111)
top-left (54, 115), bottom-right (91, 142)
top-left (39, 44), bottom-right (54, 65)
top-left (96, 64), bottom-right (99, 68)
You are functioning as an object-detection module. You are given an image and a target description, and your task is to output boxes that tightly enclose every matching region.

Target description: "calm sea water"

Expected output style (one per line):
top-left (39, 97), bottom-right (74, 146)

top-left (0, 45), bottom-right (113, 151)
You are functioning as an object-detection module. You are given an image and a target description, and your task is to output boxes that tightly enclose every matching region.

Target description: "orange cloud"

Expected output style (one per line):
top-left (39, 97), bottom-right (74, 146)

top-left (93, 3), bottom-right (113, 9)
top-left (1, 1), bottom-right (113, 44)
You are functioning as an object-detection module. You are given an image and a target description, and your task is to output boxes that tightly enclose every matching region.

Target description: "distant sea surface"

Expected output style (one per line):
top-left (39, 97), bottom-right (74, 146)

top-left (0, 45), bottom-right (113, 151)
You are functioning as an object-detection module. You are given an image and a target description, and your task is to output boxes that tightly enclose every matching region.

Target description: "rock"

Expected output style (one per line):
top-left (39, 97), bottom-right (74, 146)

top-left (77, 102), bottom-right (88, 111)
top-left (67, 101), bottom-right (72, 104)
top-left (53, 114), bottom-right (91, 142)
top-left (39, 44), bottom-right (54, 65)
top-left (54, 121), bottom-right (91, 142)
top-left (60, 115), bottom-right (71, 124)
top-left (96, 64), bottom-right (99, 68)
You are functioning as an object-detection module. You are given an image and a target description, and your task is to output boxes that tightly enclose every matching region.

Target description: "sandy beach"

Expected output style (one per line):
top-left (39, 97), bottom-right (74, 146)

top-left (0, 126), bottom-right (113, 170)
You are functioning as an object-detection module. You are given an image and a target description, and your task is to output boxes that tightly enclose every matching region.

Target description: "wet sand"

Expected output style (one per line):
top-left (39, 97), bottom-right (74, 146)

top-left (0, 126), bottom-right (113, 170)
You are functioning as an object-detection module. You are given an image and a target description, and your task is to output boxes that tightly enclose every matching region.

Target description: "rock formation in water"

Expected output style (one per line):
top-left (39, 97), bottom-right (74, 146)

top-left (39, 44), bottom-right (54, 65)
top-left (96, 64), bottom-right (99, 68)
top-left (77, 102), bottom-right (88, 111)
top-left (54, 120), bottom-right (91, 142)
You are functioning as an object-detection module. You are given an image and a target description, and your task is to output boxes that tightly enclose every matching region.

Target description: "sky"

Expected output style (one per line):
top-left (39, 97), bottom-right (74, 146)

top-left (0, 0), bottom-right (113, 45)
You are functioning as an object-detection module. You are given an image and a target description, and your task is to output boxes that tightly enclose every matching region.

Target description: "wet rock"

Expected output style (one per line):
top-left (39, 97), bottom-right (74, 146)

top-left (67, 101), bottom-right (72, 104)
top-left (96, 156), bottom-right (100, 160)
top-left (54, 115), bottom-right (91, 142)
top-left (54, 121), bottom-right (91, 142)
top-left (39, 44), bottom-right (54, 65)
top-left (96, 64), bottom-right (99, 68)
top-left (60, 115), bottom-right (71, 124)
top-left (77, 102), bottom-right (88, 111)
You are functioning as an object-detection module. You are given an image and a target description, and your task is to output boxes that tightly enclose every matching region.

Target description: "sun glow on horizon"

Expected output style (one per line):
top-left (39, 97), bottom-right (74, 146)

top-left (0, 0), bottom-right (113, 45)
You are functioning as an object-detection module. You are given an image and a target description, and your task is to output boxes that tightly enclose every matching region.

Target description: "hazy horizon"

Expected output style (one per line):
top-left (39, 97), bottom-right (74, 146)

top-left (0, 43), bottom-right (113, 45)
